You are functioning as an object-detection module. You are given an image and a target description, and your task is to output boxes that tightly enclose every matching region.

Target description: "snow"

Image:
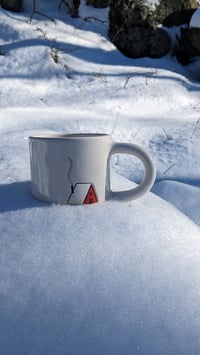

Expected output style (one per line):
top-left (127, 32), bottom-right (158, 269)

top-left (142, 0), bottom-right (160, 10)
top-left (190, 7), bottom-right (200, 29)
top-left (0, 1), bottom-right (200, 354)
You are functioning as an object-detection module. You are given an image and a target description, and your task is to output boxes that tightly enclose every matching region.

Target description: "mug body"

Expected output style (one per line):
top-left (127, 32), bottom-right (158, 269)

top-left (29, 134), bottom-right (111, 205)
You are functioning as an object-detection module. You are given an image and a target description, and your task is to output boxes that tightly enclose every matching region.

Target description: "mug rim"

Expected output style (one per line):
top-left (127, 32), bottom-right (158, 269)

top-left (29, 133), bottom-right (110, 140)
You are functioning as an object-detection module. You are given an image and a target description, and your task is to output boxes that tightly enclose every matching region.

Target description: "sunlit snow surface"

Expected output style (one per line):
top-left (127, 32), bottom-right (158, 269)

top-left (142, 0), bottom-right (160, 10)
top-left (0, 1), bottom-right (200, 354)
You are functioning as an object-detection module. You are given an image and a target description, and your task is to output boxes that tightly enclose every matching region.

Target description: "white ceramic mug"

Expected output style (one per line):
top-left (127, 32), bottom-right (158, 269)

top-left (29, 133), bottom-right (156, 205)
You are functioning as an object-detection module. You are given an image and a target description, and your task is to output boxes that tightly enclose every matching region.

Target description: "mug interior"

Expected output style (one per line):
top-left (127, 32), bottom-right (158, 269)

top-left (29, 133), bottom-right (110, 139)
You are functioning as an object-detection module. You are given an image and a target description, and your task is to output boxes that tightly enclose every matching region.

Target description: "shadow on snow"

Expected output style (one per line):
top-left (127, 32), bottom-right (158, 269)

top-left (0, 181), bottom-right (48, 213)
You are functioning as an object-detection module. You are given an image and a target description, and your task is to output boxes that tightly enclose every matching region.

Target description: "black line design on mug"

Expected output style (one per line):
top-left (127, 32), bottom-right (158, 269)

top-left (66, 157), bottom-right (98, 204)
top-left (67, 156), bottom-right (74, 193)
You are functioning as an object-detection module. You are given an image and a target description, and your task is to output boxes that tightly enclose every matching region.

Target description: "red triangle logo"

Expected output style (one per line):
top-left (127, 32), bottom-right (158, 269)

top-left (83, 185), bottom-right (98, 204)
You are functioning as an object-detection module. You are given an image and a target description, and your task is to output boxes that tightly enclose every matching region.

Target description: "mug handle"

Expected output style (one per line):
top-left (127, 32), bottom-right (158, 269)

top-left (108, 143), bottom-right (156, 201)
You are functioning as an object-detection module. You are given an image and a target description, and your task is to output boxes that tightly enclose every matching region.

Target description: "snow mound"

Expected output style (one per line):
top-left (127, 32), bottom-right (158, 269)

top-left (190, 7), bottom-right (200, 29)
top-left (1, 182), bottom-right (200, 355)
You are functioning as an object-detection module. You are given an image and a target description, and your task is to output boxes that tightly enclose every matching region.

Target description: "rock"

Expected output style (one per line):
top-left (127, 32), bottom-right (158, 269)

top-left (109, 0), bottom-right (199, 59)
top-left (60, 0), bottom-right (80, 17)
top-left (71, 0), bottom-right (80, 17)
top-left (162, 9), bottom-right (196, 26)
top-left (189, 28), bottom-right (200, 54)
top-left (86, 0), bottom-right (110, 8)
top-left (189, 8), bottom-right (200, 54)
top-left (149, 0), bottom-right (198, 25)
top-left (149, 27), bottom-right (172, 58)
top-left (162, 7), bottom-right (200, 63)
top-left (174, 28), bottom-right (199, 64)
top-left (0, 0), bottom-right (23, 12)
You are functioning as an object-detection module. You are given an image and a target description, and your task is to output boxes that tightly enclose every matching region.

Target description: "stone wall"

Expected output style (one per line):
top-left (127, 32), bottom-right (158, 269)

top-left (109, 0), bottom-right (199, 60)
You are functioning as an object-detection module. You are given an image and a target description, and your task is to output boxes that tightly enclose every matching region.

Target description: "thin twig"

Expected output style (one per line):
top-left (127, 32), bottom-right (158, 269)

top-left (132, 128), bottom-right (140, 139)
top-left (162, 163), bottom-right (176, 175)
top-left (110, 112), bottom-right (119, 137)
top-left (84, 16), bottom-right (109, 24)
top-left (190, 118), bottom-right (200, 139)
top-left (192, 102), bottom-right (200, 110)
top-left (30, 0), bottom-right (55, 23)
top-left (76, 121), bottom-right (81, 133)
top-left (30, 10), bottom-right (55, 23)
top-left (59, 0), bottom-right (72, 12)
top-left (163, 128), bottom-right (172, 140)
top-left (123, 76), bottom-right (131, 89)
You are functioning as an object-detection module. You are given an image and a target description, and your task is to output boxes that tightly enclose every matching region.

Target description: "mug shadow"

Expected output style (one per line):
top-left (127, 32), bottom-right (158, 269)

top-left (0, 181), bottom-right (49, 213)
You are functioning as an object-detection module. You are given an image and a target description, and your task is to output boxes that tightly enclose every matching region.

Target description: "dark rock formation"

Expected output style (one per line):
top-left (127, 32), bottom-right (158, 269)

top-left (109, 0), bottom-right (199, 59)
top-left (189, 28), bottom-right (200, 54)
top-left (0, 0), bottom-right (23, 12)
top-left (162, 9), bottom-right (196, 26)
top-left (86, 0), bottom-right (110, 8)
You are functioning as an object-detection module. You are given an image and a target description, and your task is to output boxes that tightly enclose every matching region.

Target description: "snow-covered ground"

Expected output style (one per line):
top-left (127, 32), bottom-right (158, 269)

top-left (0, 1), bottom-right (200, 354)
